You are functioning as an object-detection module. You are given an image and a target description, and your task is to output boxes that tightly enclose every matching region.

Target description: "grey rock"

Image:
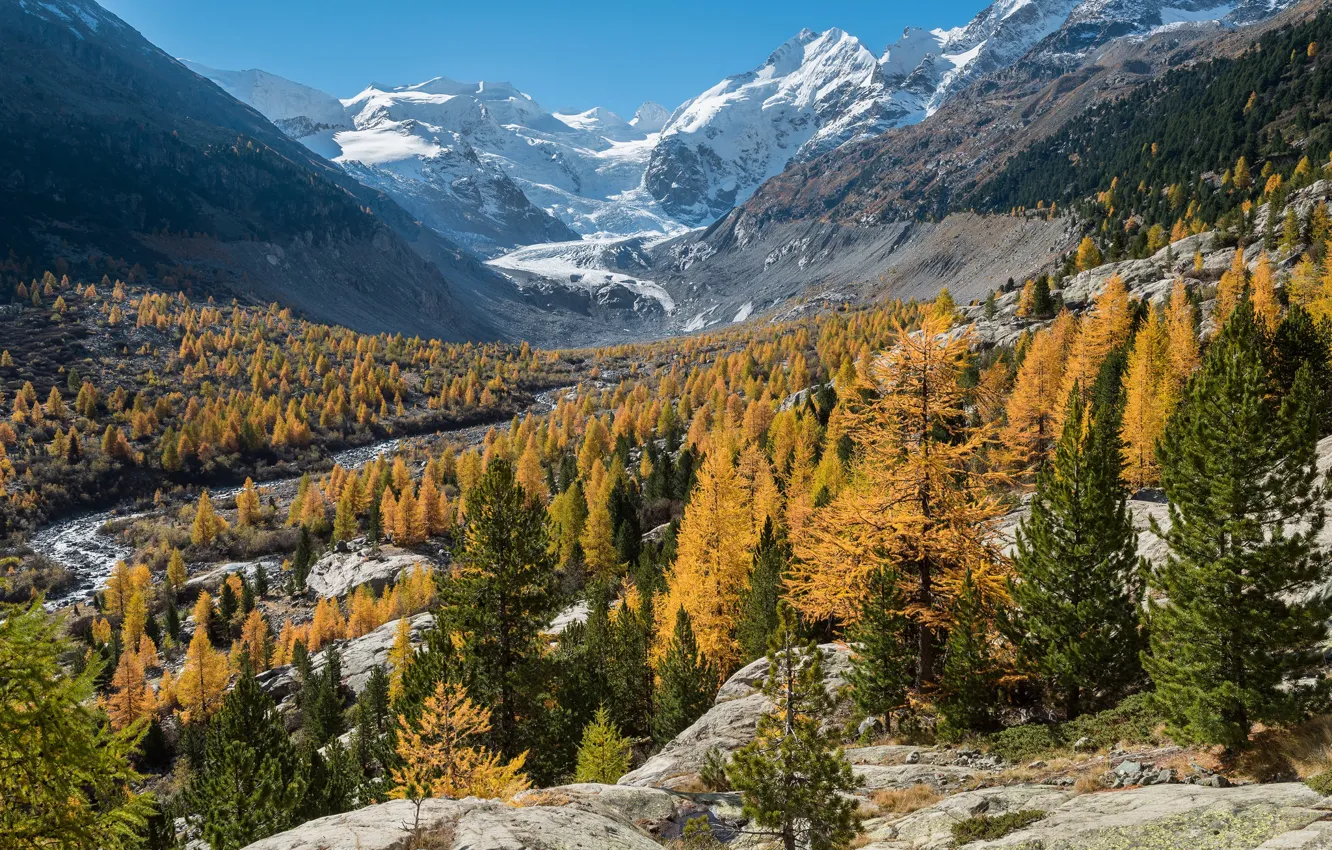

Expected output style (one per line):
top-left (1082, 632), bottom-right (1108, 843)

top-left (872, 782), bottom-right (1327, 850)
top-left (258, 613), bottom-right (434, 700)
top-left (619, 643), bottom-right (853, 787)
top-left (240, 794), bottom-right (663, 850)
top-left (304, 545), bottom-right (427, 599)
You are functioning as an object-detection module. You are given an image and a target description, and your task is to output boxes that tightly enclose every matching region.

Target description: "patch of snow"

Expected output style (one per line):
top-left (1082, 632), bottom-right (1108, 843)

top-left (732, 301), bottom-right (754, 323)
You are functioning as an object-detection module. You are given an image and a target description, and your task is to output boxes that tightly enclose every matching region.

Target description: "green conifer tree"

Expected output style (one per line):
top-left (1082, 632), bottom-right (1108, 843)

top-left (846, 566), bottom-right (915, 722)
top-left (1010, 382), bottom-right (1143, 718)
top-left (1146, 303), bottom-right (1331, 750)
top-left (736, 520), bottom-right (787, 663)
top-left (652, 607), bottom-right (717, 745)
top-left (573, 706), bottom-right (633, 784)
top-left (439, 459), bottom-right (560, 772)
top-left (186, 666), bottom-right (306, 850)
top-left (936, 569), bottom-right (1003, 738)
top-left (726, 603), bottom-right (858, 850)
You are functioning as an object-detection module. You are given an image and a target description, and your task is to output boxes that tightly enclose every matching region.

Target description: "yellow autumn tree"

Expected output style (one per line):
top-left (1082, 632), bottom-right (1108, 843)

top-left (1250, 251), bottom-right (1280, 331)
top-left (391, 681), bottom-right (530, 805)
top-left (1214, 247), bottom-right (1247, 330)
top-left (656, 446), bottom-right (757, 673)
top-left (789, 314), bottom-right (1008, 686)
top-left (103, 649), bottom-right (156, 731)
top-left (1164, 279), bottom-right (1200, 388)
top-left (1120, 308), bottom-right (1173, 488)
top-left (235, 478), bottom-right (262, 527)
top-left (177, 627), bottom-right (229, 723)
top-left (237, 608), bottom-right (272, 671)
top-left (1002, 311), bottom-right (1076, 473)
top-left (516, 435), bottom-right (548, 503)
top-left (166, 548), bottom-right (187, 589)
top-left (1076, 236), bottom-right (1103, 271)
top-left (191, 489), bottom-right (228, 546)
top-left (1060, 274), bottom-right (1132, 409)
top-left (388, 616), bottom-right (414, 701)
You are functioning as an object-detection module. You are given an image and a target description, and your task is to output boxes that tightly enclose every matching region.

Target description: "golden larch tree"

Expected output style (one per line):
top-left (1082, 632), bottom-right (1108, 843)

top-left (177, 627), bottom-right (229, 723)
top-left (656, 446), bottom-right (757, 673)
top-left (789, 314), bottom-right (1008, 686)
top-left (391, 681), bottom-right (530, 806)
top-left (1120, 307), bottom-right (1173, 488)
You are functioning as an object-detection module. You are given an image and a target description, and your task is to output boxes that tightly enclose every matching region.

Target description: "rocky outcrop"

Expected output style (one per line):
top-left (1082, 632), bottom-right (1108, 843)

top-left (862, 782), bottom-right (1332, 849)
top-left (257, 613), bottom-right (434, 702)
top-left (239, 794), bottom-right (663, 850)
top-left (304, 545), bottom-right (428, 599)
top-left (618, 643), bottom-right (854, 788)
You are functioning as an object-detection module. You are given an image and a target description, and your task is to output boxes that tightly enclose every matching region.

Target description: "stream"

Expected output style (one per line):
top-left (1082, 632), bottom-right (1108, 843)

top-left (29, 386), bottom-right (572, 607)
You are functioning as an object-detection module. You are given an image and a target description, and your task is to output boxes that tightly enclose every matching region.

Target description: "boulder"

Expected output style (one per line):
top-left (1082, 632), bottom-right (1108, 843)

top-left (239, 794), bottom-right (663, 850)
top-left (618, 643), bottom-right (853, 788)
top-left (257, 613), bottom-right (434, 701)
top-left (864, 782), bottom-right (1332, 849)
top-left (304, 545), bottom-right (426, 599)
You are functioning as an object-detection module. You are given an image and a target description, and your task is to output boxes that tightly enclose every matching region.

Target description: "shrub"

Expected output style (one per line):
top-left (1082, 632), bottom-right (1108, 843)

top-left (951, 810), bottom-right (1045, 843)
top-left (700, 746), bottom-right (731, 792)
top-left (1306, 770), bottom-right (1332, 796)
top-left (987, 693), bottom-right (1164, 763)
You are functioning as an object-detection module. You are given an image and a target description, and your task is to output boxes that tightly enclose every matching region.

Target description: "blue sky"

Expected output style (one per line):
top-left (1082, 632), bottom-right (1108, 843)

top-left (99, 0), bottom-right (984, 118)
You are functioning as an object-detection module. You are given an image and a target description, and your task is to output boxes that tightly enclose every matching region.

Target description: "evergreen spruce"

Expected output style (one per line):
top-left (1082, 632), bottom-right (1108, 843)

top-left (1009, 382), bottom-right (1143, 718)
top-left (186, 666), bottom-right (306, 850)
top-left (653, 607), bottom-right (718, 745)
top-left (846, 566), bottom-right (914, 722)
top-left (1271, 305), bottom-right (1332, 436)
top-left (439, 459), bottom-right (560, 774)
top-left (736, 520), bottom-right (787, 663)
top-left (726, 604), bottom-right (858, 850)
top-left (302, 646), bottom-right (345, 749)
top-left (291, 528), bottom-right (314, 595)
top-left (607, 588), bottom-right (654, 741)
top-left (1146, 303), bottom-right (1331, 749)
top-left (937, 570), bottom-right (1003, 738)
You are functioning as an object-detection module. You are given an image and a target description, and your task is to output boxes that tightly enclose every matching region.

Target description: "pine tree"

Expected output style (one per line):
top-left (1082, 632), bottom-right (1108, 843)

top-left (0, 601), bottom-right (153, 849)
top-left (1010, 383), bottom-right (1142, 719)
top-left (726, 604), bottom-right (858, 850)
top-left (846, 566), bottom-right (914, 722)
top-left (302, 646), bottom-right (346, 749)
top-left (440, 459), bottom-right (559, 766)
top-left (652, 607), bottom-right (717, 744)
top-left (291, 527), bottom-right (314, 594)
top-left (1146, 303), bottom-right (1331, 749)
top-left (606, 586), bottom-right (655, 741)
top-left (736, 520), bottom-right (787, 663)
top-left (573, 706), bottom-right (633, 784)
top-left (186, 667), bottom-right (306, 850)
top-left (937, 569), bottom-right (1004, 738)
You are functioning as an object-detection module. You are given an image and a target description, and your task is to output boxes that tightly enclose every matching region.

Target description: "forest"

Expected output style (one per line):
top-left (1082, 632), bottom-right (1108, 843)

top-left (14, 8), bottom-right (1332, 850)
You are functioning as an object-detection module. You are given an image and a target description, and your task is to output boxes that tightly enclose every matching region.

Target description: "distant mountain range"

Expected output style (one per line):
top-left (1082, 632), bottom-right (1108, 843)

top-left (186, 0), bottom-right (1295, 259)
top-left (1, 0), bottom-right (1310, 346)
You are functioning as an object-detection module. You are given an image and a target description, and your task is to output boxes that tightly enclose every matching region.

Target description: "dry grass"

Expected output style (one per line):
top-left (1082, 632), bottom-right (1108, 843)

top-left (511, 789), bottom-right (576, 808)
top-left (868, 784), bottom-right (943, 815)
top-left (1238, 717), bottom-right (1332, 782)
top-left (1073, 773), bottom-right (1103, 794)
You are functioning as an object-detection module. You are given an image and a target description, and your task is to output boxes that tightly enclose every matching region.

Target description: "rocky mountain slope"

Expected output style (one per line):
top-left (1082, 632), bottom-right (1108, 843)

top-left (0, 0), bottom-right (533, 341)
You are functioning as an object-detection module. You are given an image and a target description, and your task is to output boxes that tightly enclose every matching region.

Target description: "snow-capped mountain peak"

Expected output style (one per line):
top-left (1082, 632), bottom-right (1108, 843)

top-left (629, 102), bottom-right (670, 133)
